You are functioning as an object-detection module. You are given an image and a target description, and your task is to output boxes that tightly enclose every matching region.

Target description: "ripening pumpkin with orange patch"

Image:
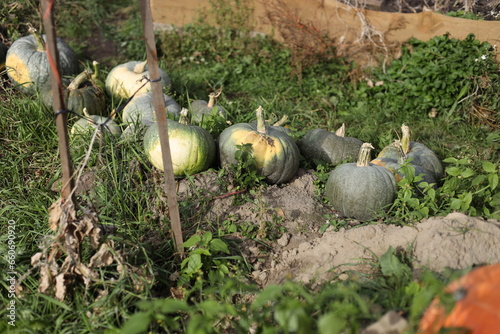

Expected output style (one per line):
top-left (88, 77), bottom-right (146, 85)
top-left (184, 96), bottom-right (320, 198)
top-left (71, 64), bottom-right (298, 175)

top-left (419, 263), bottom-right (500, 334)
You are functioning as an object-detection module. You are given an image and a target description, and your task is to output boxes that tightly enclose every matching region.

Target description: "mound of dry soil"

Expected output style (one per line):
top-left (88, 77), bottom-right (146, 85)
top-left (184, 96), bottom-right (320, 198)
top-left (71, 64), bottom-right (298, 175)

top-left (178, 169), bottom-right (500, 287)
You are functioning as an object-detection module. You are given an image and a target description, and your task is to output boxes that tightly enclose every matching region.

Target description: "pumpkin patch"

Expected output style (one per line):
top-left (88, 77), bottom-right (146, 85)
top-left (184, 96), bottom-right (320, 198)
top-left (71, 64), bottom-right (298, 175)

top-left (3, 3), bottom-right (500, 333)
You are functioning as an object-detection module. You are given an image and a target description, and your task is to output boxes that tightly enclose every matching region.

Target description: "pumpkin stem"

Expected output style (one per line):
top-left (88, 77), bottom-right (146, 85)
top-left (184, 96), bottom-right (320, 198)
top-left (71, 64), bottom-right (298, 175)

top-left (256, 106), bottom-right (267, 134)
top-left (67, 69), bottom-right (92, 90)
top-left (179, 108), bottom-right (190, 125)
top-left (207, 88), bottom-right (222, 108)
top-left (273, 115), bottom-right (288, 127)
top-left (335, 123), bottom-right (346, 137)
top-left (401, 124), bottom-right (411, 155)
top-left (356, 143), bottom-right (374, 167)
top-left (28, 24), bottom-right (45, 52)
top-left (133, 60), bottom-right (148, 73)
top-left (91, 61), bottom-right (105, 89)
top-left (207, 93), bottom-right (216, 108)
top-left (393, 140), bottom-right (406, 164)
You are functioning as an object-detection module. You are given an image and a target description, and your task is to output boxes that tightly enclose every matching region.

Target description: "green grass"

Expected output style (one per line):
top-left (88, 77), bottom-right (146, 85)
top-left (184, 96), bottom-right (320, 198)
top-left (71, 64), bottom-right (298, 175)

top-left (1, 0), bottom-right (499, 332)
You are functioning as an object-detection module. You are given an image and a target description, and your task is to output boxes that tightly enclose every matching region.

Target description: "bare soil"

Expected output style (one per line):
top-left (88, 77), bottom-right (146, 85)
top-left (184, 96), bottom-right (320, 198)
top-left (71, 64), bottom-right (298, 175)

top-left (177, 169), bottom-right (500, 287)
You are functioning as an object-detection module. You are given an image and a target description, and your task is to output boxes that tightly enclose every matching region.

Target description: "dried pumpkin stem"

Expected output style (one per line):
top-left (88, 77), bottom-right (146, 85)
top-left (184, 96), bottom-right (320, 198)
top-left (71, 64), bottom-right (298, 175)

top-left (67, 69), bottom-right (92, 90)
top-left (28, 25), bottom-right (45, 51)
top-left (335, 123), bottom-right (346, 137)
top-left (207, 92), bottom-right (216, 108)
top-left (179, 108), bottom-right (190, 125)
top-left (356, 143), bottom-right (374, 167)
top-left (256, 106), bottom-right (266, 134)
top-left (273, 115), bottom-right (288, 127)
top-left (401, 124), bottom-right (411, 155)
top-left (133, 60), bottom-right (148, 73)
top-left (393, 140), bottom-right (406, 164)
top-left (91, 61), bottom-right (105, 89)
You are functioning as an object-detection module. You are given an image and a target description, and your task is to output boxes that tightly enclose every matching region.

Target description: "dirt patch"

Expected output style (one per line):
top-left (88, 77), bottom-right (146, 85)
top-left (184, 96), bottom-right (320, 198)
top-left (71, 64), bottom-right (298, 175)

top-left (177, 169), bottom-right (500, 287)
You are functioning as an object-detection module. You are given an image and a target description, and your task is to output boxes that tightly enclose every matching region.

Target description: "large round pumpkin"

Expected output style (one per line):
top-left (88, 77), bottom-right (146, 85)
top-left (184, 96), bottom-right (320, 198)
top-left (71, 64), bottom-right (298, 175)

top-left (105, 60), bottom-right (171, 100)
top-left (5, 28), bottom-right (79, 94)
top-left (325, 143), bottom-right (397, 221)
top-left (419, 263), bottom-right (500, 334)
top-left (298, 124), bottom-right (363, 166)
top-left (40, 69), bottom-right (107, 116)
top-left (143, 108), bottom-right (216, 177)
top-left (218, 106), bottom-right (300, 185)
top-left (190, 91), bottom-right (227, 125)
top-left (122, 91), bottom-right (181, 127)
top-left (377, 124), bottom-right (443, 181)
top-left (371, 140), bottom-right (437, 193)
top-left (71, 109), bottom-right (121, 137)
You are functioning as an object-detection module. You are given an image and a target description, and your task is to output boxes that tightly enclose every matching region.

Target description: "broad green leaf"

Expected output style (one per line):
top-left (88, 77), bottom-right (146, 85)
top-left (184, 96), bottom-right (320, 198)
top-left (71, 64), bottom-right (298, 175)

top-left (461, 192), bottom-right (473, 210)
top-left (482, 161), bottom-right (496, 173)
top-left (460, 168), bottom-right (475, 178)
top-left (251, 285), bottom-right (285, 309)
top-left (380, 246), bottom-right (409, 279)
top-left (450, 198), bottom-right (462, 210)
top-left (488, 173), bottom-right (498, 191)
top-left (182, 234), bottom-right (201, 248)
top-left (120, 312), bottom-right (151, 334)
top-left (182, 253), bottom-right (202, 273)
top-left (209, 238), bottom-right (230, 254)
top-left (445, 166), bottom-right (460, 176)
top-left (471, 175), bottom-right (486, 186)
top-left (159, 299), bottom-right (190, 314)
top-left (274, 299), bottom-right (310, 333)
top-left (318, 313), bottom-right (346, 334)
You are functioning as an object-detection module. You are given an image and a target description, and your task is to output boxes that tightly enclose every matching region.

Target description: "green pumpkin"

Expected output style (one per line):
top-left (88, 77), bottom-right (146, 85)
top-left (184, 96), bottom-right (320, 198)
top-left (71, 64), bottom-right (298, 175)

top-left (371, 156), bottom-right (436, 187)
top-left (298, 124), bottom-right (363, 166)
top-left (71, 110), bottom-right (122, 137)
top-left (105, 60), bottom-right (171, 100)
top-left (40, 69), bottom-right (107, 116)
top-left (377, 124), bottom-right (444, 181)
top-left (218, 106), bottom-right (300, 185)
top-left (190, 91), bottom-right (227, 125)
top-left (143, 108), bottom-right (216, 177)
top-left (0, 42), bottom-right (8, 71)
top-left (325, 143), bottom-right (397, 221)
top-left (122, 91), bottom-right (181, 127)
top-left (5, 28), bottom-right (79, 94)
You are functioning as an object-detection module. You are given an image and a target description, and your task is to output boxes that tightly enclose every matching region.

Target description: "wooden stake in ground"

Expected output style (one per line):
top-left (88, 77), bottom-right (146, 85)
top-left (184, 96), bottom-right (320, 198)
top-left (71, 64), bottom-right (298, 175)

top-left (139, 0), bottom-right (184, 256)
top-left (41, 0), bottom-right (75, 204)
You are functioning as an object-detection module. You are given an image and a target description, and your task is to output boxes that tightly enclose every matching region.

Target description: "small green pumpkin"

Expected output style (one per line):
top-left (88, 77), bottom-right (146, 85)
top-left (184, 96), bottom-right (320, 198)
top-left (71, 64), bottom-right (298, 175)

top-left (377, 124), bottom-right (444, 181)
top-left (325, 143), bottom-right (397, 221)
top-left (143, 108), bottom-right (216, 177)
top-left (71, 109), bottom-right (121, 137)
top-left (218, 106), bottom-right (300, 185)
top-left (122, 91), bottom-right (181, 127)
top-left (0, 42), bottom-right (8, 71)
top-left (298, 124), bottom-right (363, 166)
top-left (105, 60), bottom-right (171, 100)
top-left (190, 90), bottom-right (227, 125)
top-left (5, 27), bottom-right (79, 94)
top-left (40, 69), bottom-right (107, 116)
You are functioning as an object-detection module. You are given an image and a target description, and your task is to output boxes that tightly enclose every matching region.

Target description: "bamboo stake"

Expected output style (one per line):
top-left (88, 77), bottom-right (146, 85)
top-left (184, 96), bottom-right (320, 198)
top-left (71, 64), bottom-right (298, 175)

top-left (139, 0), bottom-right (184, 256)
top-left (41, 0), bottom-right (75, 204)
